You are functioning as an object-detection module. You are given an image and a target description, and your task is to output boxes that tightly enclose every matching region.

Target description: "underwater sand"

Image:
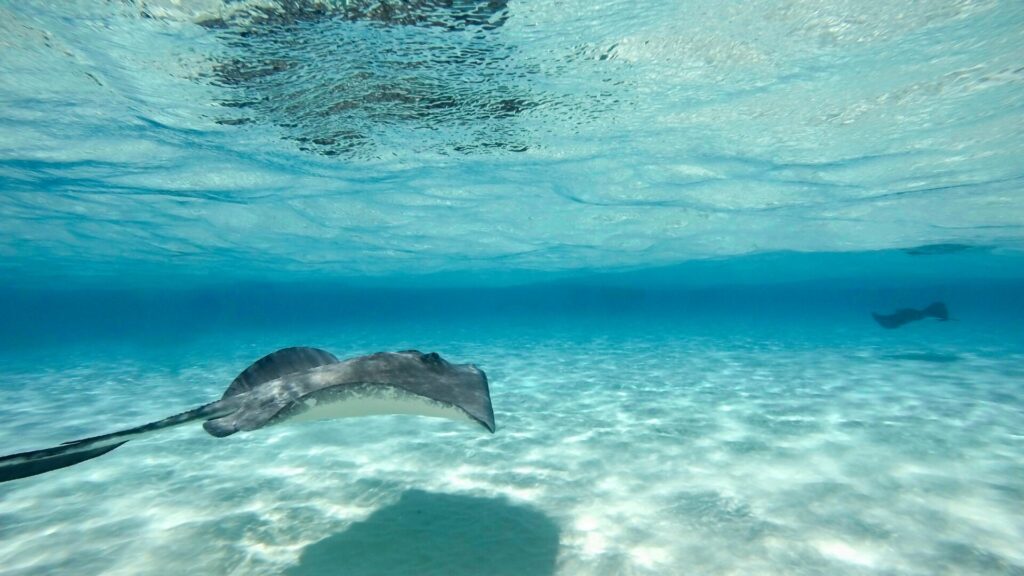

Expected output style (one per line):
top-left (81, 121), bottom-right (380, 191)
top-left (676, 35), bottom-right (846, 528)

top-left (1, 325), bottom-right (1022, 576)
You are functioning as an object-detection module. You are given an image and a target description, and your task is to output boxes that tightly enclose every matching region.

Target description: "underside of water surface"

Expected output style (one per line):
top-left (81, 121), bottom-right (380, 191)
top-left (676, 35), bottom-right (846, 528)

top-left (1, 1), bottom-right (1023, 575)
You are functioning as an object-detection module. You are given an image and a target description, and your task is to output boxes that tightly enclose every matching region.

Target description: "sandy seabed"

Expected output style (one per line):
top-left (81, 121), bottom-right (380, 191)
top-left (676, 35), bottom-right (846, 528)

top-left (1, 325), bottom-right (1022, 575)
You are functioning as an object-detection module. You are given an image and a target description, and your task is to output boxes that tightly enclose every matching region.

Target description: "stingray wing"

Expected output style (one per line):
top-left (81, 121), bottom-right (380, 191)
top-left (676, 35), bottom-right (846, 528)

top-left (222, 346), bottom-right (339, 398)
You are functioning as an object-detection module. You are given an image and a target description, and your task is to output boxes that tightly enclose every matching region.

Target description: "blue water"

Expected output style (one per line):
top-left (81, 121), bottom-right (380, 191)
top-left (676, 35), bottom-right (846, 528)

top-left (2, 1), bottom-right (1024, 575)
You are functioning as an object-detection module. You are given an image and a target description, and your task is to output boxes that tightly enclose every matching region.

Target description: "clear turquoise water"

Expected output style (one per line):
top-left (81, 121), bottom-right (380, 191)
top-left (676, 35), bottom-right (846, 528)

top-left (1, 1), bottom-right (1023, 575)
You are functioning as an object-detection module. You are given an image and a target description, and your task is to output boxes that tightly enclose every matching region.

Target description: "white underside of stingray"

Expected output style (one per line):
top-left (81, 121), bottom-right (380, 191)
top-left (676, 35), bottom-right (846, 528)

top-left (288, 386), bottom-right (478, 426)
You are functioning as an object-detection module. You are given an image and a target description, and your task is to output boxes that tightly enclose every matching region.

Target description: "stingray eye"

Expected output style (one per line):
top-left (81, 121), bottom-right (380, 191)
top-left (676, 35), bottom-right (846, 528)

top-left (421, 352), bottom-right (443, 366)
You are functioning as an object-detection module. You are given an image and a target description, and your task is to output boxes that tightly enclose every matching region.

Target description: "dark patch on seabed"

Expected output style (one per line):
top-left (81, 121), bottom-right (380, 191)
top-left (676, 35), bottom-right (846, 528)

top-left (880, 352), bottom-right (961, 363)
top-left (284, 490), bottom-right (560, 576)
top-left (199, 0), bottom-right (546, 158)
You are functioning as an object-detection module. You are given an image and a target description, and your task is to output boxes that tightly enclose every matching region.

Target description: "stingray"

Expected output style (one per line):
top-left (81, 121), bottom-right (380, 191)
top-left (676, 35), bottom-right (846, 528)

top-left (0, 348), bottom-right (495, 483)
top-left (871, 302), bottom-right (950, 329)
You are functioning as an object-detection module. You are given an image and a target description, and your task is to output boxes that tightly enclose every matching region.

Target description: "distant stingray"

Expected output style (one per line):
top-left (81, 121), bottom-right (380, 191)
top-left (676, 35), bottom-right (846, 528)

top-left (0, 348), bottom-right (495, 483)
top-left (871, 302), bottom-right (950, 329)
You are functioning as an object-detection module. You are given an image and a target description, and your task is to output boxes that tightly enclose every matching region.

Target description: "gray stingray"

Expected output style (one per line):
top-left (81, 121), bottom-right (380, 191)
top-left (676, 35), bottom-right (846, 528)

top-left (871, 302), bottom-right (950, 329)
top-left (0, 348), bottom-right (495, 483)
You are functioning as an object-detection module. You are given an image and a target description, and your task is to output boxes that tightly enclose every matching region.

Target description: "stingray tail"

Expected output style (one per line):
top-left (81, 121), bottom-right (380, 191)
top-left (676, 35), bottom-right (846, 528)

top-left (0, 401), bottom-right (234, 483)
top-left (0, 441), bottom-right (130, 483)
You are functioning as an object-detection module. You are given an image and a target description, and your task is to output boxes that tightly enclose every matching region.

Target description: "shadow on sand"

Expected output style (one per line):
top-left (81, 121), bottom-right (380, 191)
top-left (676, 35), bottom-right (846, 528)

top-left (285, 489), bottom-right (560, 576)
top-left (881, 352), bottom-right (961, 363)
